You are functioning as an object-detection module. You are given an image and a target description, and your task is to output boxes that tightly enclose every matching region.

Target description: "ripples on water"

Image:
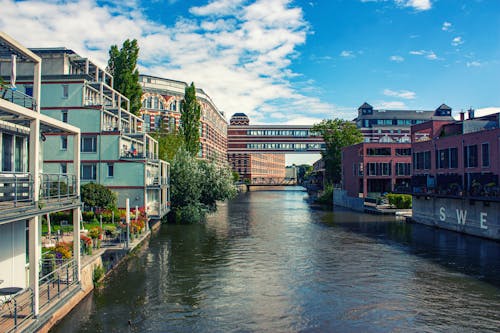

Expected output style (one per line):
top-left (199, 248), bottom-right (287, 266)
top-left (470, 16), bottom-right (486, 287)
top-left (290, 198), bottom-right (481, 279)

top-left (53, 188), bottom-right (500, 332)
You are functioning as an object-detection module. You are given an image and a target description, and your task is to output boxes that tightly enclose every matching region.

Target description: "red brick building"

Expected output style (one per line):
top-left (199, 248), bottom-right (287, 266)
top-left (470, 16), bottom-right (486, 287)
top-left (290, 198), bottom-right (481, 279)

top-left (342, 142), bottom-right (412, 198)
top-left (411, 109), bottom-right (500, 196)
top-left (228, 113), bottom-right (285, 183)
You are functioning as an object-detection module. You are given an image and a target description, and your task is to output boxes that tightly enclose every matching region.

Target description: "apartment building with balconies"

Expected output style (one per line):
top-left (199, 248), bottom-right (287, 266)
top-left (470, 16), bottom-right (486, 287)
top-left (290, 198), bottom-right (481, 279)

top-left (16, 48), bottom-right (170, 220)
top-left (0, 32), bottom-right (82, 331)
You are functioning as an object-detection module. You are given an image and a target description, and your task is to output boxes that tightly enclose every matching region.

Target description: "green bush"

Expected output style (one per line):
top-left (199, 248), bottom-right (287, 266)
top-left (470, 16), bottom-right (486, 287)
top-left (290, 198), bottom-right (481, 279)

top-left (93, 265), bottom-right (105, 287)
top-left (82, 211), bottom-right (95, 222)
top-left (387, 193), bottom-right (412, 209)
top-left (316, 184), bottom-right (334, 205)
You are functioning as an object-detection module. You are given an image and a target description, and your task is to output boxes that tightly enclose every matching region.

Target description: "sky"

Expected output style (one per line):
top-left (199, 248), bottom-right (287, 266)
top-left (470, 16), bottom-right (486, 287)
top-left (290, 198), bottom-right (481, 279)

top-left (1, 0), bottom-right (499, 165)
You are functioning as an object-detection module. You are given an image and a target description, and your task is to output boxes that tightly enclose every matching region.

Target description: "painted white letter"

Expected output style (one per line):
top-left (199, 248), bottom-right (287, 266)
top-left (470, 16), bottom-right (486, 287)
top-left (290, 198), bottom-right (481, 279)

top-left (456, 209), bottom-right (467, 225)
top-left (439, 207), bottom-right (446, 221)
top-left (480, 212), bottom-right (488, 230)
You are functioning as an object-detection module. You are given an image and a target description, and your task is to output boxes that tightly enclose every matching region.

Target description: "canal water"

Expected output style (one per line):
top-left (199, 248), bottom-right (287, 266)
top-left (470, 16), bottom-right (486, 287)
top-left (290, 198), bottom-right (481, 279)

top-left (53, 187), bottom-right (500, 332)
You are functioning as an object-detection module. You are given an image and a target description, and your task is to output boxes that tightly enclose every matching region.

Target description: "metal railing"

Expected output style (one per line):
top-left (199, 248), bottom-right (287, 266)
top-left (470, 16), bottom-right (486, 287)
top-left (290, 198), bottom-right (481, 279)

top-left (39, 173), bottom-right (77, 200)
top-left (0, 288), bottom-right (34, 333)
top-left (0, 87), bottom-right (37, 110)
top-left (0, 173), bottom-right (34, 206)
top-left (39, 258), bottom-right (78, 310)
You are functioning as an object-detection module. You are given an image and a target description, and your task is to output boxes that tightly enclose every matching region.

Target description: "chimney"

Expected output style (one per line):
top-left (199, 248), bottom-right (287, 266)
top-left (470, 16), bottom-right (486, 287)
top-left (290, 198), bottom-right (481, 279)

top-left (468, 108), bottom-right (475, 120)
top-left (459, 111), bottom-right (465, 121)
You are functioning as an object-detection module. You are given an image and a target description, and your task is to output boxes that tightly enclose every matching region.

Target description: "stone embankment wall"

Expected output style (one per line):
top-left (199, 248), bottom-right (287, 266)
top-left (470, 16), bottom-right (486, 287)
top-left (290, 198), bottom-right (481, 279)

top-left (412, 196), bottom-right (500, 240)
top-left (333, 189), bottom-right (365, 212)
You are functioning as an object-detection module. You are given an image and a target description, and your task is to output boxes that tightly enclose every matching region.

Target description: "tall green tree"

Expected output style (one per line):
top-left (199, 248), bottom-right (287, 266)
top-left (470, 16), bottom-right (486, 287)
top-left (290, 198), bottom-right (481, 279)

top-left (312, 119), bottom-right (363, 184)
top-left (180, 82), bottom-right (201, 156)
top-left (153, 129), bottom-right (185, 162)
top-left (107, 39), bottom-right (142, 115)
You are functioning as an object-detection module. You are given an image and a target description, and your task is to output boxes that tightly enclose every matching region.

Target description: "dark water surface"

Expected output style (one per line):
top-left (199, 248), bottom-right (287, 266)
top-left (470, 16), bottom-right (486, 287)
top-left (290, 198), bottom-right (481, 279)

top-left (53, 188), bottom-right (500, 332)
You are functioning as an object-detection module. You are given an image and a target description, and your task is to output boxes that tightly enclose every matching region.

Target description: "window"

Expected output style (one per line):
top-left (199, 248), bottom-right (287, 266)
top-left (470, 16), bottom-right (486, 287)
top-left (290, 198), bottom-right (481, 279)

top-left (2, 133), bottom-right (13, 172)
top-left (81, 136), bottom-right (97, 152)
top-left (413, 151), bottom-right (431, 170)
top-left (396, 163), bottom-right (411, 176)
top-left (81, 164), bottom-right (97, 180)
top-left (482, 143), bottom-right (490, 167)
top-left (367, 147), bottom-right (391, 156)
top-left (62, 84), bottom-right (69, 99)
top-left (61, 136), bottom-right (68, 150)
top-left (107, 163), bottom-right (114, 177)
top-left (450, 148), bottom-right (458, 168)
top-left (60, 163), bottom-right (67, 174)
top-left (396, 148), bottom-right (411, 156)
top-left (14, 136), bottom-right (24, 172)
top-left (61, 110), bottom-right (68, 123)
top-left (366, 162), bottom-right (391, 176)
top-left (24, 85), bottom-right (33, 97)
top-left (464, 145), bottom-right (478, 168)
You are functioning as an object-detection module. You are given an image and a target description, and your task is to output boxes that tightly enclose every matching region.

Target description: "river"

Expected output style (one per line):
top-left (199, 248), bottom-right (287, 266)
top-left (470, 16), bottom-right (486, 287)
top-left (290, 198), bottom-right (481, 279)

top-left (53, 187), bottom-right (500, 332)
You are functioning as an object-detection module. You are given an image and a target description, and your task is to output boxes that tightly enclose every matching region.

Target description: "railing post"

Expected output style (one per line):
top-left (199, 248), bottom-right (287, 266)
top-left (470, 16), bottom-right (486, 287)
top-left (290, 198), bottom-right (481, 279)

top-left (14, 174), bottom-right (18, 207)
top-left (14, 298), bottom-right (18, 327)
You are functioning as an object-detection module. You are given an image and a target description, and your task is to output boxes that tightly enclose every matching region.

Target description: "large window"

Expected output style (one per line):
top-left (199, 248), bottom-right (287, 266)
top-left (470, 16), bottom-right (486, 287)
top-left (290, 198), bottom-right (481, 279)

top-left (396, 163), bottom-right (411, 176)
top-left (14, 136), bottom-right (24, 172)
top-left (366, 147), bottom-right (391, 156)
top-left (81, 164), bottom-right (97, 180)
top-left (396, 148), bottom-right (411, 156)
top-left (464, 145), bottom-right (478, 168)
top-left (2, 133), bottom-right (13, 172)
top-left (482, 143), bottom-right (490, 167)
top-left (366, 162), bottom-right (391, 176)
top-left (81, 136), bottom-right (97, 153)
top-left (450, 148), bottom-right (458, 168)
top-left (413, 151), bottom-right (431, 170)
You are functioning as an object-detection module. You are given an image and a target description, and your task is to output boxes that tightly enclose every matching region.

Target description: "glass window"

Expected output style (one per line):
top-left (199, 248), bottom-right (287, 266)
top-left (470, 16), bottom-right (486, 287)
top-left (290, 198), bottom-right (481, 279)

top-left (60, 163), bottom-right (67, 174)
top-left (14, 136), bottom-right (24, 172)
top-left (81, 136), bottom-right (97, 152)
top-left (107, 163), bottom-right (114, 177)
top-left (482, 143), bottom-right (490, 167)
top-left (395, 148), bottom-right (411, 156)
top-left (62, 84), bottom-right (69, 99)
top-left (2, 133), bottom-right (13, 172)
top-left (61, 136), bottom-right (68, 150)
top-left (61, 110), bottom-right (68, 123)
top-left (81, 164), bottom-right (96, 180)
top-left (450, 148), bottom-right (458, 168)
top-left (464, 145), bottom-right (478, 168)
top-left (24, 85), bottom-right (33, 97)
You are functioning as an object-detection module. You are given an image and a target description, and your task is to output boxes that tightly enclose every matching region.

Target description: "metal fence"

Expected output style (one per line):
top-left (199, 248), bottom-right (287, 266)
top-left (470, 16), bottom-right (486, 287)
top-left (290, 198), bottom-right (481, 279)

top-left (0, 173), bottom-right (34, 206)
top-left (39, 258), bottom-right (78, 310)
top-left (0, 88), bottom-right (37, 110)
top-left (0, 288), bottom-right (34, 333)
top-left (39, 173), bottom-right (77, 200)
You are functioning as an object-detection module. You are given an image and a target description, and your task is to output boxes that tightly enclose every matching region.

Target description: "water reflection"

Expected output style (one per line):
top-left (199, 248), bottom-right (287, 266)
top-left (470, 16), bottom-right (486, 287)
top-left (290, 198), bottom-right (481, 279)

top-left (53, 188), bottom-right (500, 333)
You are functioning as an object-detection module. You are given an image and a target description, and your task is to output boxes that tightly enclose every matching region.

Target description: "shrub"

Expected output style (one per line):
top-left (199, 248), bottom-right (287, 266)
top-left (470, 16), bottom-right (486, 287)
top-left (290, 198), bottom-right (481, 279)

top-left (387, 193), bottom-right (412, 209)
top-left (93, 265), bottom-right (105, 287)
top-left (316, 184), bottom-right (334, 205)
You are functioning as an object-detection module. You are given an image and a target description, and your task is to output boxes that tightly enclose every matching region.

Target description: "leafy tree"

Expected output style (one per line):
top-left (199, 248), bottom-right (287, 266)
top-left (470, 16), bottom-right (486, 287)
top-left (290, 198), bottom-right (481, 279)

top-left (107, 39), bottom-right (142, 115)
top-left (180, 82), bottom-right (201, 156)
top-left (296, 164), bottom-right (313, 183)
top-left (169, 148), bottom-right (203, 213)
top-left (81, 183), bottom-right (117, 210)
top-left (153, 129), bottom-right (185, 162)
top-left (199, 160), bottom-right (237, 208)
top-left (312, 119), bottom-right (363, 184)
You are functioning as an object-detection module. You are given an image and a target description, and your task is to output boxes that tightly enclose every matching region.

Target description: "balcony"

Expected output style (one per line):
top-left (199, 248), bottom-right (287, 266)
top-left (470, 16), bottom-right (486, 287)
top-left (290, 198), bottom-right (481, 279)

top-left (0, 86), bottom-right (36, 111)
top-left (120, 149), bottom-right (158, 160)
top-left (39, 173), bottom-right (78, 201)
top-left (0, 173), bottom-right (34, 208)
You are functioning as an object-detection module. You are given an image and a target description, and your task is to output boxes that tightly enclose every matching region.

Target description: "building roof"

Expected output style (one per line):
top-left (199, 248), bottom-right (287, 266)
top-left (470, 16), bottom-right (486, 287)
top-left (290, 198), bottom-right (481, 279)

top-left (232, 113), bottom-right (248, 117)
top-left (358, 102), bottom-right (373, 109)
top-left (356, 109), bottom-right (451, 120)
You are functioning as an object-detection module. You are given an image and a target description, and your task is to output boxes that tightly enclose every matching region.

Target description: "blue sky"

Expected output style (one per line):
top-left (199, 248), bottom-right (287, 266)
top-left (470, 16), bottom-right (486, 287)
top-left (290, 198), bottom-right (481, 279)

top-left (1, 0), bottom-right (499, 164)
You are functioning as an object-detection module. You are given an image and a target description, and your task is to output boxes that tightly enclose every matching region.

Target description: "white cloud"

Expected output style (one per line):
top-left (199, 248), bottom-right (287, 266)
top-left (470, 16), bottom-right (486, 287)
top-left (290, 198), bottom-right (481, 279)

top-left (395, 0), bottom-right (431, 11)
top-left (375, 101), bottom-right (408, 109)
top-left (383, 89), bottom-right (416, 99)
top-left (409, 49), bottom-right (440, 60)
top-left (451, 36), bottom-right (464, 46)
top-left (475, 107), bottom-right (500, 117)
top-left (0, 0), bottom-right (342, 122)
top-left (340, 50), bottom-right (354, 58)
top-left (389, 55), bottom-right (404, 62)
top-left (442, 21), bottom-right (452, 31)
top-left (466, 61), bottom-right (482, 67)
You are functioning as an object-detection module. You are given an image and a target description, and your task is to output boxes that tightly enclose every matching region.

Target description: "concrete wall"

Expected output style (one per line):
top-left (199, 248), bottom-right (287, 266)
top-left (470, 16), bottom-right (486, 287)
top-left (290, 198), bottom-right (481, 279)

top-left (333, 189), bottom-right (365, 212)
top-left (413, 196), bottom-right (500, 240)
top-left (0, 221), bottom-right (26, 288)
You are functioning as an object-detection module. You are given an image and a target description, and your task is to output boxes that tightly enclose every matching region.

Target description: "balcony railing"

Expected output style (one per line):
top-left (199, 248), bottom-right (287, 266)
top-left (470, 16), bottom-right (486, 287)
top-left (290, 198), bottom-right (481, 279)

top-left (39, 258), bottom-right (78, 310)
top-left (40, 173), bottom-right (77, 201)
top-left (0, 287), bottom-right (34, 333)
top-left (0, 173), bottom-right (34, 207)
top-left (121, 150), bottom-right (158, 160)
top-left (0, 87), bottom-right (36, 111)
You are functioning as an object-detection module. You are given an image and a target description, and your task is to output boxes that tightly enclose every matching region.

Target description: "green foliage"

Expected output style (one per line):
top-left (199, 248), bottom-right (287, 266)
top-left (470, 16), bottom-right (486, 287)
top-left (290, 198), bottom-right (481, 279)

top-left (296, 164), bottom-right (313, 183)
top-left (180, 82), bottom-right (201, 156)
top-left (199, 159), bottom-right (237, 208)
top-left (153, 130), bottom-right (185, 162)
top-left (169, 148), bottom-right (237, 223)
top-left (81, 183), bottom-right (117, 210)
top-left (107, 39), bottom-right (142, 115)
top-left (316, 183), bottom-right (334, 205)
top-left (232, 171), bottom-right (240, 182)
top-left (312, 119), bottom-right (363, 184)
top-left (93, 265), bottom-right (105, 287)
top-left (386, 193), bottom-right (412, 209)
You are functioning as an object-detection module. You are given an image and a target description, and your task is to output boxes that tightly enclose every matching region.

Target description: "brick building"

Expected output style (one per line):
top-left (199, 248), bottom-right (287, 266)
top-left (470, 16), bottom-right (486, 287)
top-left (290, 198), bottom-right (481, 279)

top-left (228, 113), bottom-right (286, 183)
top-left (139, 75), bottom-right (227, 164)
top-left (342, 142), bottom-right (412, 198)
